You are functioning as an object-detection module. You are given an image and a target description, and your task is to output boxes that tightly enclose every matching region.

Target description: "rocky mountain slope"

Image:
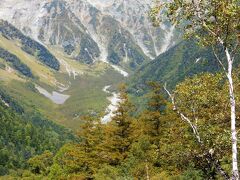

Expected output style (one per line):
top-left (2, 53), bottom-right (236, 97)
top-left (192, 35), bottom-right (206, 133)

top-left (0, 20), bottom-right (60, 70)
top-left (0, 0), bottom-right (178, 71)
top-left (87, 0), bottom-right (179, 58)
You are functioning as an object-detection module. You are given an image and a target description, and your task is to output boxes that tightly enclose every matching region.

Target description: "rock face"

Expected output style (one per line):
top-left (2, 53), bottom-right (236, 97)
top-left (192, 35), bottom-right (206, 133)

top-left (0, 0), bottom-right (179, 69)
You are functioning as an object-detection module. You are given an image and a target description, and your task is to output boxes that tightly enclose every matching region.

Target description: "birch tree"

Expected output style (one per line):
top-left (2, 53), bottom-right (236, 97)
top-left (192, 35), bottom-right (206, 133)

top-left (151, 0), bottom-right (240, 179)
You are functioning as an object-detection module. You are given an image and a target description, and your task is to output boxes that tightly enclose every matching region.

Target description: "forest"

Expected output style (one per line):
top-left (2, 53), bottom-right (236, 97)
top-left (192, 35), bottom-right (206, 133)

top-left (0, 47), bottom-right (34, 78)
top-left (3, 73), bottom-right (240, 179)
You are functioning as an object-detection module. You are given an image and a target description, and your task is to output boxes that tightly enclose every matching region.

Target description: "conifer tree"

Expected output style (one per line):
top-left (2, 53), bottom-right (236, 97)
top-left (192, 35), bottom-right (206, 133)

top-left (49, 115), bottom-right (103, 179)
top-left (144, 82), bottom-right (167, 142)
top-left (101, 84), bottom-right (135, 166)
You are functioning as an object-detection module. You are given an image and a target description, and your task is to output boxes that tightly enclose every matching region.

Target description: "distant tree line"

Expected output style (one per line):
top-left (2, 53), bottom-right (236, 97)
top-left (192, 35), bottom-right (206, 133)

top-left (0, 20), bottom-right (60, 71)
top-left (0, 47), bottom-right (33, 78)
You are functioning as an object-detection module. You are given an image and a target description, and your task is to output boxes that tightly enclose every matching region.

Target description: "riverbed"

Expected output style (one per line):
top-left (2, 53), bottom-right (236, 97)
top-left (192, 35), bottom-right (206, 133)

top-left (101, 85), bottom-right (121, 123)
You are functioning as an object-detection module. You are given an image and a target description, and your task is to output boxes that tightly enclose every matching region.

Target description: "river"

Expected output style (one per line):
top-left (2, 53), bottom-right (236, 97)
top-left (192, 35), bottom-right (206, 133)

top-left (101, 85), bottom-right (121, 123)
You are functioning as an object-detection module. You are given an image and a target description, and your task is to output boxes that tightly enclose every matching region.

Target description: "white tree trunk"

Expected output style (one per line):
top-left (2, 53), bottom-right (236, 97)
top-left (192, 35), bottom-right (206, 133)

top-left (145, 160), bottom-right (150, 180)
top-left (226, 48), bottom-right (239, 180)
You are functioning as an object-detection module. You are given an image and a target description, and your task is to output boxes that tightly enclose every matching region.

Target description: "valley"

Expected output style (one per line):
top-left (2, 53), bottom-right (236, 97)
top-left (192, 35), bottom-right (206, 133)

top-left (0, 32), bottom-right (124, 130)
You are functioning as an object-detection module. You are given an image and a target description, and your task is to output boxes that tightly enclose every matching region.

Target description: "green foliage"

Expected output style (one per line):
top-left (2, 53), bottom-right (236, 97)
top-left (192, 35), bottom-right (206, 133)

top-left (101, 84), bottom-right (135, 166)
top-left (4, 73), bottom-right (240, 179)
top-left (128, 40), bottom-right (221, 95)
top-left (0, 100), bottom-right (75, 176)
top-left (24, 82), bottom-right (211, 179)
top-left (40, 115), bottom-right (104, 179)
top-left (180, 169), bottom-right (204, 180)
top-left (0, 47), bottom-right (34, 78)
top-left (28, 151), bottom-right (53, 175)
top-left (172, 73), bottom-right (240, 177)
top-left (94, 165), bottom-right (122, 180)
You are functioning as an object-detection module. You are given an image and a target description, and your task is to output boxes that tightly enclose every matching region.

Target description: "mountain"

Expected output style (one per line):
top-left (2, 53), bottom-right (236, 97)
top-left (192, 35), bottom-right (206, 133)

top-left (0, 20), bottom-right (124, 130)
top-left (128, 40), bottom-right (221, 94)
top-left (0, 0), bottom-right (179, 71)
top-left (1, 0), bottom-right (240, 179)
top-left (86, 0), bottom-right (180, 58)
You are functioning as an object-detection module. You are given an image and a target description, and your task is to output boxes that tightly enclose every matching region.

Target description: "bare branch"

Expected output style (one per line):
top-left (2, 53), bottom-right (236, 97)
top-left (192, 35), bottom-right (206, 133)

top-left (164, 83), bottom-right (176, 110)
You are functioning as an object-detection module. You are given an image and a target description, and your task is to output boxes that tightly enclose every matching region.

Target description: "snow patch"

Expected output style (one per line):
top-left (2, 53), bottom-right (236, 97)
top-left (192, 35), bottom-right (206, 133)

top-left (85, 48), bottom-right (96, 63)
top-left (123, 43), bottom-right (129, 62)
top-left (111, 64), bottom-right (129, 77)
top-left (195, 57), bottom-right (201, 63)
top-left (0, 96), bottom-right (9, 107)
top-left (35, 85), bottom-right (70, 105)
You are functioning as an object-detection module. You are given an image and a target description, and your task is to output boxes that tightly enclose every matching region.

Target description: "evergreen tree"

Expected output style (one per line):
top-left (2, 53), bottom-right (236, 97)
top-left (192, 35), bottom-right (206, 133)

top-left (48, 115), bottom-right (103, 179)
top-left (143, 82), bottom-right (167, 145)
top-left (100, 84), bottom-right (135, 166)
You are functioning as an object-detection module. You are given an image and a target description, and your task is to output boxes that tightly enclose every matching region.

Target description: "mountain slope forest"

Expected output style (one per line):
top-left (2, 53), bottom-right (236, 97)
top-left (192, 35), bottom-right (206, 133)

top-left (4, 75), bottom-right (240, 179)
top-left (0, 0), bottom-right (239, 179)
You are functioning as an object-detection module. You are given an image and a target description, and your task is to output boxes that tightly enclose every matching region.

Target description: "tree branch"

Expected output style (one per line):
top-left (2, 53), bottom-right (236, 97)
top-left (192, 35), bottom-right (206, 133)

top-left (164, 83), bottom-right (201, 143)
top-left (164, 84), bottom-right (230, 179)
top-left (211, 46), bottom-right (228, 75)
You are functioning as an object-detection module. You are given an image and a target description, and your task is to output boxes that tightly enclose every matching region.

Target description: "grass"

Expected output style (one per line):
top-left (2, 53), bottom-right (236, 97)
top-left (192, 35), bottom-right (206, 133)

top-left (0, 36), bottom-right (124, 130)
top-left (57, 68), bottom-right (123, 129)
top-left (0, 58), bottom-right (24, 82)
top-left (0, 36), bottom-right (57, 86)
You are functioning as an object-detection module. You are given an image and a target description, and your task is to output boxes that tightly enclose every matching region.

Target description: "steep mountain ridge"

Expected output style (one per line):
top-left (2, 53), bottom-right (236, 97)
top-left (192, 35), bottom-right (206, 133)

top-left (86, 0), bottom-right (179, 58)
top-left (128, 39), bottom-right (240, 97)
top-left (68, 1), bottom-right (149, 70)
top-left (0, 0), bottom-right (178, 70)
top-left (128, 40), bottom-right (221, 94)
